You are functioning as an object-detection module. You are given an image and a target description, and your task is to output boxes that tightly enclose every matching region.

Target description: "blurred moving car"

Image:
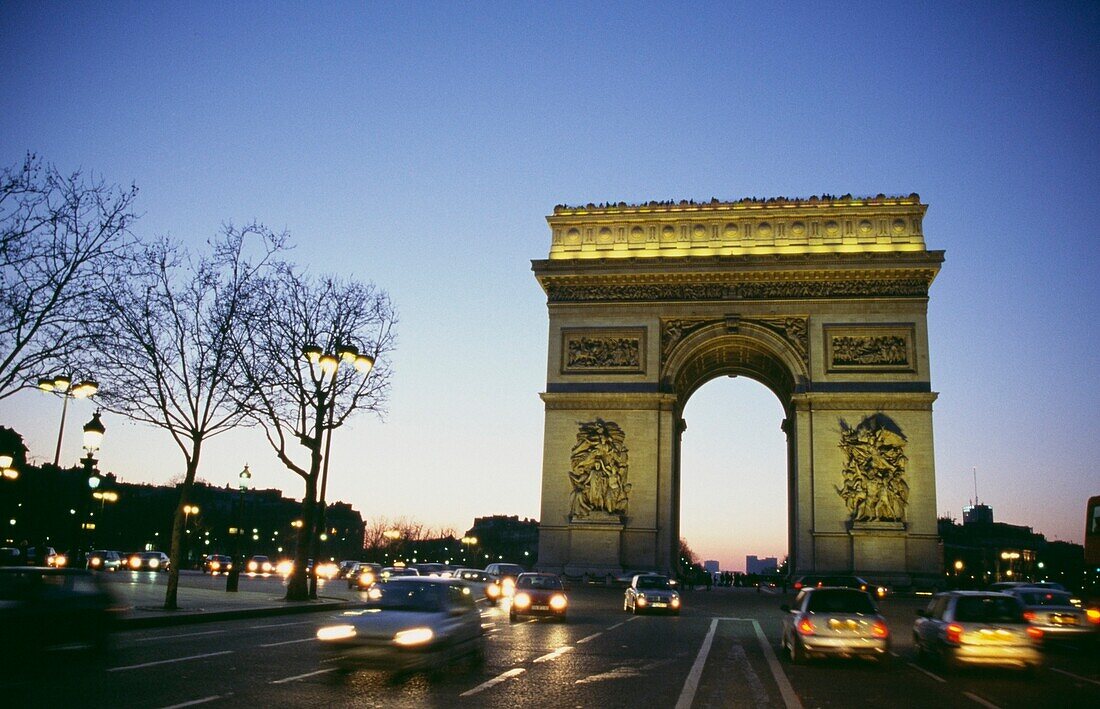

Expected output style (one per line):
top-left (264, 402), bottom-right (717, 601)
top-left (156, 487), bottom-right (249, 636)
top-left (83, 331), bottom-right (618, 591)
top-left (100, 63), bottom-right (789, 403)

top-left (1005, 586), bottom-right (1100, 646)
top-left (624, 574), bottom-right (681, 615)
top-left (781, 587), bottom-right (890, 664)
top-left (203, 554), bottom-right (233, 575)
top-left (247, 555), bottom-right (274, 574)
top-left (128, 551), bottom-right (169, 572)
top-left (509, 573), bottom-right (568, 622)
top-left (913, 591), bottom-right (1042, 672)
top-left (790, 574), bottom-right (886, 599)
top-left (452, 568), bottom-right (495, 602)
top-left (337, 560), bottom-right (360, 578)
top-left (412, 563), bottom-right (448, 577)
top-left (86, 550), bottom-right (122, 572)
top-left (316, 576), bottom-right (485, 675)
top-left (379, 566), bottom-right (420, 583)
top-left (485, 562), bottom-right (525, 604)
top-left (0, 567), bottom-right (118, 672)
top-left (349, 562), bottom-right (382, 590)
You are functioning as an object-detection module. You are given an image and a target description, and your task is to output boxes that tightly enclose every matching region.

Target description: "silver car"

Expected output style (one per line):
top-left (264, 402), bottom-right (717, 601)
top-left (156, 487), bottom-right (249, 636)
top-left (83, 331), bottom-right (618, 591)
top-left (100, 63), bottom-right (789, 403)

top-left (913, 591), bottom-right (1042, 672)
top-left (781, 587), bottom-right (890, 664)
top-left (1006, 587), bottom-right (1099, 645)
top-left (316, 576), bottom-right (485, 675)
top-left (624, 574), bottom-right (681, 615)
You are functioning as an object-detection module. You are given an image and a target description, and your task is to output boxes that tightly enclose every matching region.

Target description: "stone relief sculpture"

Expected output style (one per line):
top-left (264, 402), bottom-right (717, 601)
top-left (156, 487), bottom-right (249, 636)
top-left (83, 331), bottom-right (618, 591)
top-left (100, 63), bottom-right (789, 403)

top-left (569, 419), bottom-right (630, 518)
top-left (567, 336), bottom-right (640, 369)
top-left (831, 335), bottom-right (909, 366)
top-left (835, 414), bottom-right (909, 524)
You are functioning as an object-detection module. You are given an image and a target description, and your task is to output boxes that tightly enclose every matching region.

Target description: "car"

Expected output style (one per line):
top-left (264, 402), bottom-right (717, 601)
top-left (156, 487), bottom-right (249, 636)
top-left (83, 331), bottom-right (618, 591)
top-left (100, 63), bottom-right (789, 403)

top-left (0, 567), bottom-right (119, 672)
top-left (452, 568), bottom-right (496, 602)
top-left (485, 562), bottom-right (525, 603)
top-left (203, 554), bottom-right (233, 575)
top-left (615, 569), bottom-right (651, 586)
top-left (412, 563), bottom-right (448, 577)
top-left (624, 573), bottom-right (681, 615)
top-left (780, 586), bottom-right (891, 665)
top-left (349, 562), bottom-right (382, 590)
top-left (315, 576), bottom-right (485, 676)
top-left (1005, 586), bottom-right (1100, 646)
top-left (509, 572), bottom-right (568, 622)
top-left (85, 550), bottom-right (122, 572)
top-left (246, 555), bottom-right (274, 574)
top-left (913, 591), bottom-right (1042, 672)
top-left (378, 566), bottom-right (420, 583)
top-left (128, 551), bottom-right (169, 572)
top-left (790, 574), bottom-right (886, 599)
top-left (337, 560), bottom-right (360, 578)
top-left (314, 561), bottom-right (340, 580)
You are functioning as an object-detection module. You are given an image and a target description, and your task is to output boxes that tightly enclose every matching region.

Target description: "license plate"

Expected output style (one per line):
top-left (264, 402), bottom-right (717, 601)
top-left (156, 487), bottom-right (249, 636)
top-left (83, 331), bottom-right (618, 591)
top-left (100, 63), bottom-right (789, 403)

top-left (652, 602), bottom-right (667, 607)
top-left (532, 604), bottom-right (549, 611)
top-left (1051, 614), bottom-right (1078, 625)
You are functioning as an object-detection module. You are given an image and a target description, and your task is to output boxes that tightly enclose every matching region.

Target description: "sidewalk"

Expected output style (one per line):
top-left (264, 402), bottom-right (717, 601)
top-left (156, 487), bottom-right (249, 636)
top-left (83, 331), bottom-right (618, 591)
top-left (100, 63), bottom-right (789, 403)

top-left (107, 577), bottom-right (354, 629)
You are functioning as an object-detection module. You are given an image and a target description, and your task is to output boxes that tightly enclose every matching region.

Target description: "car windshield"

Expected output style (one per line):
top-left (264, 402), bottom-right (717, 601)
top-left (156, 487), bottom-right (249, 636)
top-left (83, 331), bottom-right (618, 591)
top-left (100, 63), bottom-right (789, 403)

top-left (1017, 590), bottom-right (1073, 607)
top-left (494, 565), bottom-right (524, 576)
top-left (805, 589), bottom-right (876, 614)
top-left (516, 575), bottom-right (563, 590)
top-left (367, 581), bottom-right (446, 612)
top-left (954, 595), bottom-right (1024, 623)
top-left (637, 576), bottom-right (673, 590)
top-left (141, 552), bottom-right (163, 559)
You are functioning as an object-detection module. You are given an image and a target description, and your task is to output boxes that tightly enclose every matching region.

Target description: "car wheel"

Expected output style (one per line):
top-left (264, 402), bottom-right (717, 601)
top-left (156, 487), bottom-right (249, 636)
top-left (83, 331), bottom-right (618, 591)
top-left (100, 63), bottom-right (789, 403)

top-left (789, 637), bottom-right (806, 664)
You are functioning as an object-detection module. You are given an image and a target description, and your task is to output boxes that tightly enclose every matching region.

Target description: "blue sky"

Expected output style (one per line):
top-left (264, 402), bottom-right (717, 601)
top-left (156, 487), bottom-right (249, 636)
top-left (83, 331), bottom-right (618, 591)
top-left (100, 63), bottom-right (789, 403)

top-left (2, 2), bottom-right (1097, 570)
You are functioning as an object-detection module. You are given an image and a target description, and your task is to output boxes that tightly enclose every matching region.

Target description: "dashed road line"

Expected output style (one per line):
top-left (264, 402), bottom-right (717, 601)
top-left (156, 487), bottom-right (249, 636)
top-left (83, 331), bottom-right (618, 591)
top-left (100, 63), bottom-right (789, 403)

top-left (576, 632), bottom-right (602, 644)
top-left (108, 650), bottom-right (234, 672)
top-left (259, 637), bottom-right (315, 647)
top-left (128, 630), bottom-right (226, 643)
top-left (1051, 667), bottom-right (1100, 687)
top-left (460, 667), bottom-right (526, 697)
top-left (271, 668), bottom-right (336, 684)
top-left (157, 695), bottom-right (229, 709)
top-left (963, 691), bottom-right (1001, 708)
top-left (533, 646), bottom-right (572, 663)
top-left (250, 620), bottom-right (314, 629)
top-left (907, 662), bottom-right (946, 683)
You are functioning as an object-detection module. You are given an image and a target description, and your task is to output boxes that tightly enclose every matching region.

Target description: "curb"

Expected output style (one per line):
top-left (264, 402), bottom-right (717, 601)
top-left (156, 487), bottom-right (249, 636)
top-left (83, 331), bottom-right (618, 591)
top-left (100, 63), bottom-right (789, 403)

top-left (116, 599), bottom-right (354, 630)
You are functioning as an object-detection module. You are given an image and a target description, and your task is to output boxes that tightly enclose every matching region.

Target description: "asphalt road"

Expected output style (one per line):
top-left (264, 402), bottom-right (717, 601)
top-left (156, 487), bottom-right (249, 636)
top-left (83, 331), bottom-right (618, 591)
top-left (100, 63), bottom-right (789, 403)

top-left (13, 580), bottom-right (1100, 708)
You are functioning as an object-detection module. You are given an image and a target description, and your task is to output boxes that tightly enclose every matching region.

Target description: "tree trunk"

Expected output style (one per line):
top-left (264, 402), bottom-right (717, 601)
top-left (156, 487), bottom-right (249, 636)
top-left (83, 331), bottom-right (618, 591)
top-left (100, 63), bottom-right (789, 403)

top-left (163, 439), bottom-right (201, 610)
top-left (286, 473), bottom-right (317, 601)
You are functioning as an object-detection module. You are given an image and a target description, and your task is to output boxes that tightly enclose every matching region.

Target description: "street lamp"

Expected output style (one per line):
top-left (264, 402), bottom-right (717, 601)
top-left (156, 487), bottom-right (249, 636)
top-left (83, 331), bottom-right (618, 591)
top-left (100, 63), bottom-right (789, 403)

top-left (298, 341), bottom-right (375, 598)
top-left (38, 374), bottom-right (98, 467)
top-left (0, 452), bottom-right (16, 480)
top-left (91, 491), bottom-right (118, 547)
top-left (75, 411), bottom-right (106, 565)
top-left (462, 536), bottom-right (478, 564)
top-left (227, 464), bottom-right (252, 592)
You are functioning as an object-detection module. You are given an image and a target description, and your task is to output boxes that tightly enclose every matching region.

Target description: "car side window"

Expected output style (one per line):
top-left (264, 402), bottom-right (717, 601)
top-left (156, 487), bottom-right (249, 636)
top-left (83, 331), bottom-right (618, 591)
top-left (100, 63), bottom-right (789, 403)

top-left (929, 596), bottom-right (948, 620)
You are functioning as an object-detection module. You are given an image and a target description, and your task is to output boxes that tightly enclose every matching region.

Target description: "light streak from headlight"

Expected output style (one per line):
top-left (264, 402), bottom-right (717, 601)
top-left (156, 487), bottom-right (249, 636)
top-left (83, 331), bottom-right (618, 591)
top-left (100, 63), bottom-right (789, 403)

top-left (316, 625), bottom-right (356, 641)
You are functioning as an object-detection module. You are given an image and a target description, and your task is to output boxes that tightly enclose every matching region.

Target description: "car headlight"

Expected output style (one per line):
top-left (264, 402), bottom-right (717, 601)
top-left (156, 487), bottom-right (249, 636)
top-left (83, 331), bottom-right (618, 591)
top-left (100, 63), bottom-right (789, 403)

top-left (513, 592), bottom-right (532, 609)
top-left (358, 572), bottom-right (375, 586)
top-left (487, 584), bottom-right (501, 598)
top-left (211, 561), bottom-right (221, 571)
top-left (317, 624), bottom-right (357, 641)
top-left (276, 561), bottom-right (293, 576)
top-left (90, 558), bottom-right (101, 567)
top-left (636, 595), bottom-right (647, 606)
top-left (262, 561), bottom-right (272, 573)
top-left (149, 559), bottom-right (159, 568)
top-left (671, 596), bottom-right (681, 608)
top-left (129, 557), bottom-right (140, 569)
top-left (248, 561), bottom-right (258, 572)
top-left (550, 594), bottom-right (567, 610)
top-left (55, 555), bottom-right (67, 567)
top-left (394, 627), bottom-right (434, 646)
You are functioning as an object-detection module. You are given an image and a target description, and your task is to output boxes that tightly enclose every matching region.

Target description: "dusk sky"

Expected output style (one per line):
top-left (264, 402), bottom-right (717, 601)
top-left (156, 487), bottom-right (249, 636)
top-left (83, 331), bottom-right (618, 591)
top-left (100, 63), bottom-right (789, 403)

top-left (2, 2), bottom-right (1097, 571)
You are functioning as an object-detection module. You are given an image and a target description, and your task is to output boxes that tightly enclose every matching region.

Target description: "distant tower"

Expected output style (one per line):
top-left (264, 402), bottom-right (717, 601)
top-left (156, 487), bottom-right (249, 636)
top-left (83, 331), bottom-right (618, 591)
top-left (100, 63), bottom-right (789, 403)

top-left (963, 503), bottom-right (993, 525)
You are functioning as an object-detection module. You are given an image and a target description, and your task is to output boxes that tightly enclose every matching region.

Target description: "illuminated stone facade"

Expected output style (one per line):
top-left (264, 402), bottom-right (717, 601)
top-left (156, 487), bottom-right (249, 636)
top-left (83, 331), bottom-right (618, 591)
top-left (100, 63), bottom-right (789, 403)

top-left (533, 195), bottom-right (943, 587)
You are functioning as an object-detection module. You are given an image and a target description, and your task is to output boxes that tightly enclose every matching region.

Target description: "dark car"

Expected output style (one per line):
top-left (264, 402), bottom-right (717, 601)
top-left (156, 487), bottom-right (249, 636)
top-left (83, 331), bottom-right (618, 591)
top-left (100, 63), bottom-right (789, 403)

top-left (316, 576), bottom-right (485, 676)
top-left (624, 574), bottom-right (681, 615)
top-left (484, 562), bottom-right (525, 604)
top-left (203, 554), bottom-right (233, 575)
top-left (509, 573), bottom-right (568, 622)
top-left (128, 551), bottom-right (170, 572)
top-left (86, 550), bottom-right (123, 572)
top-left (0, 567), bottom-right (119, 674)
top-left (781, 587), bottom-right (890, 664)
top-left (791, 574), bottom-right (886, 598)
top-left (349, 562), bottom-right (383, 590)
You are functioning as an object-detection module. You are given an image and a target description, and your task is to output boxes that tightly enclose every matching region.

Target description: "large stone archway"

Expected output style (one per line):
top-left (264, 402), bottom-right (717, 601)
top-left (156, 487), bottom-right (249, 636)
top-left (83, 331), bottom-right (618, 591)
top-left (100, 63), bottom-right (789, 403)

top-left (532, 195), bottom-right (944, 588)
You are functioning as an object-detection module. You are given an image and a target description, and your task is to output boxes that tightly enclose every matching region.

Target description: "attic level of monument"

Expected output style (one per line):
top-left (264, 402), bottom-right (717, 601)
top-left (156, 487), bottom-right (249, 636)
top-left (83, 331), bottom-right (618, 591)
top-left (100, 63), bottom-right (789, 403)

top-left (547, 193), bottom-right (928, 260)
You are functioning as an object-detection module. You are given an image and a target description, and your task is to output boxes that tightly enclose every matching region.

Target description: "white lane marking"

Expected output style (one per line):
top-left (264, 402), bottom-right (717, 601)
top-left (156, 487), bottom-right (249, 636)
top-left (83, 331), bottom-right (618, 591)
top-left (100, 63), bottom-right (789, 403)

top-left (259, 637), bottom-right (315, 647)
top-left (460, 667), bottom-right (526, 697)
top-left (250, 620), bottom-right (314, 629)
top-left (157, 695), bottom-right (229, 709)
top-left (271, 668), bottom-right (336, 684)
top-left (608, 621), bottom-right (627, 630)
top-left (128, 630), bottom-right (226, 643)
top-left (729, 639), bottom-right (769, 706)
top-left (907, 662), bottom-right (946, 683)
top-left (964, 692), bottom-right (1001, 709)
top-left (576, 632), bottom-right (602, 644)
top-left (533, 646), bottom-right (573, 663)
top-left (1052, 667), bottom-right (1100, 687)
top-left (675, 619), bottom-right (718, 709)
top-left (108, 650), bottom-right (234, 672)
top-left (752, 620), bottom-right (803, 709)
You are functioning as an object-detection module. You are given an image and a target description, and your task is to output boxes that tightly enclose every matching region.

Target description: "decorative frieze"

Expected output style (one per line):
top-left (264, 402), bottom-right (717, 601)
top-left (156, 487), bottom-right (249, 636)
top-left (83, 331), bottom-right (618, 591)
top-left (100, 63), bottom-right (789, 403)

top-left (660, 316), bottom-right (809, 369)
top-left (546, 278), bottom-right (932, 304)
top-left (825, 324), bottom-right (916, 372)
top-left (569, 419), bottom-right (630, 519)
top-left (562, 328), bottom-right (645, 374)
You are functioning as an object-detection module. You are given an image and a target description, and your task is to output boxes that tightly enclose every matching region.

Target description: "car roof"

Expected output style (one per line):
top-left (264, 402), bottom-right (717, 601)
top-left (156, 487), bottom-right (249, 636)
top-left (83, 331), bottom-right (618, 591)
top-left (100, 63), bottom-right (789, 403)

top-left (385, 575), bottom-right (458, 585)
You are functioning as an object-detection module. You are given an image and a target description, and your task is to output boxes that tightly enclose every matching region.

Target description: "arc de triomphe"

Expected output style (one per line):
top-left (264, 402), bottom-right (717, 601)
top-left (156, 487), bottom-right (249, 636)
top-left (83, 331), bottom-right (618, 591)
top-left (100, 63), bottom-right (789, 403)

top-left (532, 194), bottom-right (943, 588)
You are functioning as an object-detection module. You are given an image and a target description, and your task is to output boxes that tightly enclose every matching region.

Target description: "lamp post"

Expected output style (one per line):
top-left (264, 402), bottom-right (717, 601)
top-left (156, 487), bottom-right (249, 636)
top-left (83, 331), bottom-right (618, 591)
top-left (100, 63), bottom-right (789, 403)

top-left (462, 536), bottom-right (478, 566)
top-left (227, 464), bottom-right (252, 592)
top-left (299, 342), bottom-right (375, 599)
top-left (91, 491), bottom-right (118, 548)
top-left (38, 375), bottom-right (98, 467)
top-left (182, 504), bottom-right (200, 569)
top-left (74, 411), bottom-right (105, 566)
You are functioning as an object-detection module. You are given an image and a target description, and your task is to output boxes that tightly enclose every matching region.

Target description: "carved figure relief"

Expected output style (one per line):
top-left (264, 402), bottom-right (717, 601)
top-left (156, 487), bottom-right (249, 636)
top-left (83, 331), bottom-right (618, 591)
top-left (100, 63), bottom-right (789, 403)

top-left (546, 278), bottom-right (931, 304)
top-left (569, 419), bottom-right (630, 518)
top-left (835, 414), bottom-right (909, 523)
top-left (661, 316), bottom-right (809, 368)
top-left (567, 337), bottom-right (640, 369)
top-left (831, 335), bottom-right (908, 366)
top-left (824, 325), bottom-right (915, 372)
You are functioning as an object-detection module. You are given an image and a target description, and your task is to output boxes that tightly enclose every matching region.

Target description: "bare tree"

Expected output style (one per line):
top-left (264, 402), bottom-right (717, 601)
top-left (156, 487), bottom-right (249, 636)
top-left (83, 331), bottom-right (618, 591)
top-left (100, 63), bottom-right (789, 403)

top-left (234, 265), bottom-right (396, 601)
top-left (90, 224), bottom-right (286, 609)
top-left (0, 154), bottom-right (139, 398)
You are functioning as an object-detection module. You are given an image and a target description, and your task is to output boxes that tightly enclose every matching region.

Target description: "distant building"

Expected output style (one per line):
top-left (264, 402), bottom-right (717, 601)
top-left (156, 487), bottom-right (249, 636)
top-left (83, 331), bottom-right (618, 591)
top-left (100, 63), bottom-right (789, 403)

top-left (703, 560), bottom-right (719, 575)
top-left (963, 503), bottom-right (993, 525)
top-left (746, 555), bottom-right (778, 575)
top-left (466, 515), bottom-right (539, 567)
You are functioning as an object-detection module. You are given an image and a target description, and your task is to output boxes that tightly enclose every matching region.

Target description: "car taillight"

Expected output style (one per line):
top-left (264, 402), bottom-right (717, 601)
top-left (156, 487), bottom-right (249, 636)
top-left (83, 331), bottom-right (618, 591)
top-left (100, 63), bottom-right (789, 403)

top-left (793, 582), bottom-right (802, 590)
top-left (1086, 609), bottom-right (1100, 625)
top-left (796, 616), bottom-right (815, 636)
top-left (871, 620), bottom-right (889, 638)
top-left (1026, 626), bottom-right (1044, 640)
top-left (945, 623), bottom-right (963, 644)
top-left (1023, 610), bottom-right (1036, 621)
